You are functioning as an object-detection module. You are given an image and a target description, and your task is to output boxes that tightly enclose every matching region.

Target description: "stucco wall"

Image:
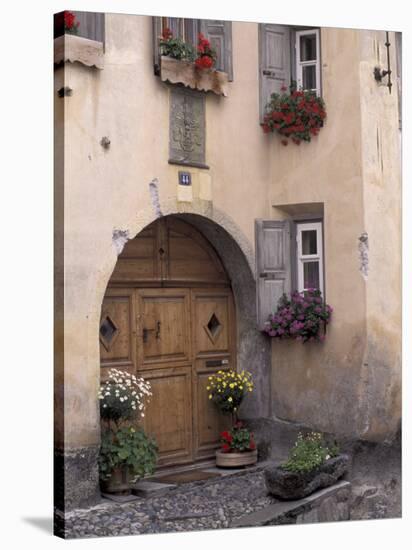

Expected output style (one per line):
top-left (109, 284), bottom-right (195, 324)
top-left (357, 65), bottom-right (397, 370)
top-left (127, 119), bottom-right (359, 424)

top-left (55, 15), bottom-right (274, 453)
top-left (268, 29), bottom-right (401, 441)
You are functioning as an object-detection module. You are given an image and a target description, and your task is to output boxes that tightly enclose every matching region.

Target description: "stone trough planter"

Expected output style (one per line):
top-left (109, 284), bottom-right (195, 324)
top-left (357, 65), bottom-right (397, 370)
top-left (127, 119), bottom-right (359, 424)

top-left (264, 454), bottom-right (350, 500)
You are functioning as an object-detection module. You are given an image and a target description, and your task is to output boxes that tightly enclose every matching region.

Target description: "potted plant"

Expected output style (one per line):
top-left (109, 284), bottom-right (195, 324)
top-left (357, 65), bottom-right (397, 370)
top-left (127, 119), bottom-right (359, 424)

top-left (216, 421), bottom-right (258, 467)
top-left (264, 288), bottom-right (333, 342)
top-left (98, 368), bottom-right (158, 494)
top-left (207, 369), bottom-right (257, 467)
top-left (261, 81), bottom-right (326, 145)
top-left (157, 28), bottom-right (229, 97)
top-left (264, 431), bottom-right (349, 500)
top-left (159, 27), bottom-right (196, 61)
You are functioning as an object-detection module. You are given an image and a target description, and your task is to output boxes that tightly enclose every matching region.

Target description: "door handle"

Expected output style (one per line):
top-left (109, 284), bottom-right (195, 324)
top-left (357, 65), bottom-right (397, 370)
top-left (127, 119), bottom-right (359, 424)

top-left (142, 321), bottom-right (161, 343)
top-left (262, 69), bottom-right (276, 76)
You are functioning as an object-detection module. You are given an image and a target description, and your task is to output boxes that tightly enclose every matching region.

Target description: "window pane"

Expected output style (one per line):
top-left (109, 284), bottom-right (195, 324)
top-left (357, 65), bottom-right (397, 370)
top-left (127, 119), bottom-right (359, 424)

top-left (303, 261), bottom-right (320, 290)
top-left (300, 34), bottom-right (317, 61)
top-left (302, 65), bottom-right (317, 90)
top-left (302, 230), bottom-right (317, 255)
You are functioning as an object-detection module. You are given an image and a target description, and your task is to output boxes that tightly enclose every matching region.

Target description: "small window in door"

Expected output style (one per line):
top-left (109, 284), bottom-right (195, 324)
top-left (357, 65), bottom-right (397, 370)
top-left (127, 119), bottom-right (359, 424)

top-left (296, 221), bottom-right (324, 295)
top-left (295, 29), bottom-right (321, 95)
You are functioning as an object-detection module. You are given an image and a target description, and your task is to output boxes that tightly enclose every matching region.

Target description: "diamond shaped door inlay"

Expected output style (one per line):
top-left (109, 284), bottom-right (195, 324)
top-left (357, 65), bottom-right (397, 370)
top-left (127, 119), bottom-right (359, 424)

top-left (99, 314), bottom-right (120, 351)
top-left (204, 313), bottom-right (222, 343)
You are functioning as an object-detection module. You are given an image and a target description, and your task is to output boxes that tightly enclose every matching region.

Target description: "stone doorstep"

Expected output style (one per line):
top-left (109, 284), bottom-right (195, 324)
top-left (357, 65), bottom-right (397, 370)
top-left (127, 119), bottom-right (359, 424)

top-left (231, 481), bottom-right (351, 528)
top-left (132, 480), bottom-right (177, 497)
top-left (97, 460), bottom-right (274, 506)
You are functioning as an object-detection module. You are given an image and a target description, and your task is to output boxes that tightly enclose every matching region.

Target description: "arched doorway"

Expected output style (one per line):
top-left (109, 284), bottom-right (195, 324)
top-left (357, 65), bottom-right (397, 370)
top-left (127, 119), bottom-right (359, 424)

top-left (99, 216), bottom-right (235, 469)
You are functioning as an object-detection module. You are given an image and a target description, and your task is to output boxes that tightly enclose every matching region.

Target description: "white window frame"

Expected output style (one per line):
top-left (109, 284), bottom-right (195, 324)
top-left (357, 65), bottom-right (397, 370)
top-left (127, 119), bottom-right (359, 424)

top-left (296, 221), bottom-right (324, 295)
top-left (295, 29), bottom-right (321, 95)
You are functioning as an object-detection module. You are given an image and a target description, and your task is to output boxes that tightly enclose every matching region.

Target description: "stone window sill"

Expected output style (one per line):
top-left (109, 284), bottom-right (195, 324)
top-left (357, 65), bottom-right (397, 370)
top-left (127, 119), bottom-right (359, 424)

top-left (54, 34), bottom-right (104, 70)
top-left (160, 56), bottom-right (228, 97)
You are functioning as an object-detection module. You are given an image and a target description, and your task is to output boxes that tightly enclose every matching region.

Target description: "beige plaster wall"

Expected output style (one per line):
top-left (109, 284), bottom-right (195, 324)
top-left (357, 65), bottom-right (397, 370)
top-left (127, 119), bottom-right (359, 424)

top-left (269, 29), bottom-right (401, 441)
top-left (55, 16), bottom-right (401, 449)
top-left (56, 15), bottom-right (273, 449)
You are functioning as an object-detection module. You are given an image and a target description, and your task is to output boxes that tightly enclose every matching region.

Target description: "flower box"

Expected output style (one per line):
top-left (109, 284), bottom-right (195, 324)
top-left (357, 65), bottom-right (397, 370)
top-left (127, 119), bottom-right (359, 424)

top-left (54, 34), bottom-right (104, 70)
top-left (160, 56), bottom-right (229, 97)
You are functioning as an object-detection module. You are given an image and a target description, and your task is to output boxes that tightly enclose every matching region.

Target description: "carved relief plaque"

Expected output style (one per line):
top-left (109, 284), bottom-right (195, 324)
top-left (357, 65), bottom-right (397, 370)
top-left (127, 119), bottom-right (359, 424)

top-left (169, 87), bottom-right (206, 167)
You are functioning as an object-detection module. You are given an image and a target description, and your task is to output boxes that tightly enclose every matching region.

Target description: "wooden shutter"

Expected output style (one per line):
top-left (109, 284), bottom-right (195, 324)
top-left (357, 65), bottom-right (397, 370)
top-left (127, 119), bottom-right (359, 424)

top-left (200, 20), bottom-right (233, 80)
top-left (153, 17), bottom-right (163, 75)
top-left (255, 220), bottom-right (292, 330)
top-left (259, 24), bottom-right (291, 120)
top-left (73, 12), bottom-right (105, 43)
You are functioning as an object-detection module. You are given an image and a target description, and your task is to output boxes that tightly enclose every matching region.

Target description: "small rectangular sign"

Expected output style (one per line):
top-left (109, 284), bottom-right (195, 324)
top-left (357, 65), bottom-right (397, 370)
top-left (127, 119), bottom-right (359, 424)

top-left (179, 171), bottom-right (192, 186)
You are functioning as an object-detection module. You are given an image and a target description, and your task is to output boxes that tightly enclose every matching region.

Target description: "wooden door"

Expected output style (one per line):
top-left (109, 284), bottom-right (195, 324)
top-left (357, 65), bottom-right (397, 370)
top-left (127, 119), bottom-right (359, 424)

top-left (100, 217), bottom-right (237, 470)
top-left (191, 288), bottom-right (235, 461)
top-left (136, 288), bottom-right (193, 467)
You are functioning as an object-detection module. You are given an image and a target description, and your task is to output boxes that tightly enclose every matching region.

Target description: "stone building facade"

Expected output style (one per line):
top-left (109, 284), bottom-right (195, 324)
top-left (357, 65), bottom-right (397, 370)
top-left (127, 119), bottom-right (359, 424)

top-left (54, 12), bottom-right (401, 511)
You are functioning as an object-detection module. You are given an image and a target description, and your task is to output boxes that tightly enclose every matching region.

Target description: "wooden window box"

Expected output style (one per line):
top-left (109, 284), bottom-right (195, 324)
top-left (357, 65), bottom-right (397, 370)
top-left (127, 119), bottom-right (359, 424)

top-left (160, 56), bottom-right (228, 97)
top-left (54, 34), bottom-right (104, 70)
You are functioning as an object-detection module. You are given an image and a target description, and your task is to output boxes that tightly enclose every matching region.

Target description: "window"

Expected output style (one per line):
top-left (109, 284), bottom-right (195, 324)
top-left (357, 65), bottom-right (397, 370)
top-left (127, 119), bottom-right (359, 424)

top-left (295, 29), bottom-right (321, 95)
top-left (255, 216), bottom-right (325, 330)
top-left (153, 17), bottom-right (233, 79)
top-left (54, 11), bottom-right (105, 44)
top-left (296, 222), bottom-right (324, 295)
top-left (259, 24), bottom-right (321, 120)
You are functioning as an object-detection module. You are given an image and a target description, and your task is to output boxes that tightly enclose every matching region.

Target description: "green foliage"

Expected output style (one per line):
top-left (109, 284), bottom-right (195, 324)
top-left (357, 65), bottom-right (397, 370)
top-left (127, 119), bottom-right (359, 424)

top-left (99, 426), bottom-right (158, 482)
top-left (159, 35), bottom-right (196, 61)
top-left (282, 431), bottom-right (339, 473)
top-left (220, 422), bottom-right (256, 452)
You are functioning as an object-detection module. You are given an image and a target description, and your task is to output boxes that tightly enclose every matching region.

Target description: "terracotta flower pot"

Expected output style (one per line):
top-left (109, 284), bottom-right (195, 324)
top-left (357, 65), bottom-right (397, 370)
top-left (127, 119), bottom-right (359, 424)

top-left (216, 449), bottom-right (258, 468)
top-left (100, 466), bottom-right (137, 495)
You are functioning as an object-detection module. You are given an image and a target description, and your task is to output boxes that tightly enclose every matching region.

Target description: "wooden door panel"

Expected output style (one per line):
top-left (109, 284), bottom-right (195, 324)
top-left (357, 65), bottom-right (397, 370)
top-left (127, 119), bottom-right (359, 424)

top-left (136, 289), bottom-right (191, 369)
top-left (99, 288), bottom-right (136, 373)
top-left (142, 367), bottom-right (193, 467)
top-left (110, 226), bottom-right (160, 283)
top-left (191, 289), bottom-right (236, 461)
top-left (192, 290), bottom-right (233, 356)
top-left (193, 369), bottom-right (232, 460)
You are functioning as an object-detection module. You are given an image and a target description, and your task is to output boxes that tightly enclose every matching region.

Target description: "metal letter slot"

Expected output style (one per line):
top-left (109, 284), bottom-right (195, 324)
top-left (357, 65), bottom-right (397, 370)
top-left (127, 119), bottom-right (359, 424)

top-left (205, 359), bottom-right (229, 368)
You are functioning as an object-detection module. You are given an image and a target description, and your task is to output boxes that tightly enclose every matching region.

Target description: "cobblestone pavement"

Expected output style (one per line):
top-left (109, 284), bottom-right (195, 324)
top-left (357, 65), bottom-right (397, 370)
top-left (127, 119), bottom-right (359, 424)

top-left (57, 434), bottom-right (401, 539)
top-left (59, 467), bottom-right (277, 538)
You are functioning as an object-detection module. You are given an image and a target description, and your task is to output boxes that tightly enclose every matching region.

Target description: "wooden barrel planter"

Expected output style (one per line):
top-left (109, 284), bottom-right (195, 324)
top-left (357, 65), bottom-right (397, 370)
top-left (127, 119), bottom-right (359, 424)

top-left (216, 449), bottom-right (258, 468)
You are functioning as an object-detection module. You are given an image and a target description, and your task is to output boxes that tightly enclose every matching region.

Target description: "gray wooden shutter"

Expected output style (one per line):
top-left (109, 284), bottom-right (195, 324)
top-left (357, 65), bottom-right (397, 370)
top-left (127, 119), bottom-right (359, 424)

top-left (259, 24), bottom-right (291, 120)
top-left (200, 20), bottom-right (233, 80)
top-left (73, 12), bottom-right (105, 44)
top-left (255, 220), bottom-right (291, 330)
top-left (153, 16), bottom-right (163, 75)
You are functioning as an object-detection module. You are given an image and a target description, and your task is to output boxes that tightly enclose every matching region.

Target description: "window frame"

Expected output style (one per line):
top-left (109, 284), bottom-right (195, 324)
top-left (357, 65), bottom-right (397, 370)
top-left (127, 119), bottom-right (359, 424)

top-left (295, 220), bottom-right (324, 295)
top-left (295, 28), bottom-right (321, 95)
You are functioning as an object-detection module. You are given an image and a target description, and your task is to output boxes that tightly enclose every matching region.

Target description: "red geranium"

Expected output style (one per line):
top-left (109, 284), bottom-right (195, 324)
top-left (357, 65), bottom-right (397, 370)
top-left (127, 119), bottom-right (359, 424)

top-left (64, 11), bottom-right (79, 34)
top-left (219, 424), bottom-right (255, 453)
top-left (261, 81), bottom-right (326, 145)
top-left (161, 27), bottom-right (173, 40)
top-left (195, 33), bottom-right (216, 70)
top-left (195, 55), bottom-right (213, 69)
